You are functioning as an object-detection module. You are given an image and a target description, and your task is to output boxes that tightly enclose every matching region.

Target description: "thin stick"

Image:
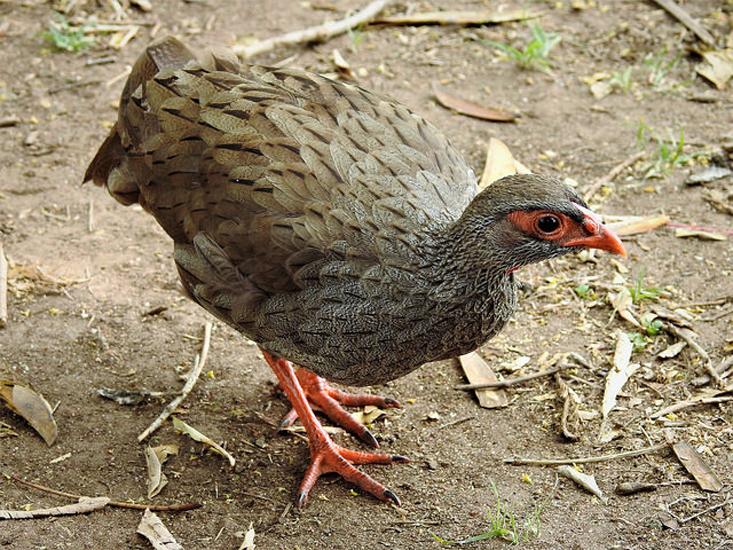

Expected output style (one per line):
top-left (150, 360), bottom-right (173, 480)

top-left (439, 415), bottom-right (475, 429)
top-left (138, 321), bottom-right (213, 442)
top-left (650, 0), bottom-right (716, 46)
top-left (232, 0), bottom-right (393, 58)
top-left (454, 365), bottom-right (560, 391)
top-left (0, 242), bottom-right (7, 328)
top-left (1, 470), bottom-right (200, 512)
top-left (680, 498), bottom-right (729, 524)
top-left (650, 396), bottom-right (733, 420)
top-left (666, 325), bottom-right (723, 387)
top-left (504, 442), bottom-right (668, 465)
top-left (583, 151), bottom-right (645, 202)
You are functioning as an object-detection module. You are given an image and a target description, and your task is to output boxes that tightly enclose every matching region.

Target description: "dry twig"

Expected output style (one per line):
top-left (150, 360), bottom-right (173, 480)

top-left (650, 0), bottom-right (716, 46)
top-left (650, 394), bottom-right (733, 419)
top-left (1, 497), bottom-right (110, 520)
top-left (504, 442), bottom-right (668, 466)
top-left (1, 470), bottom-right (200, 512)
top-left (232, 0), bottom-right (393, 59)
top-left (138, 321), bottom-right (213, 442)
top-left (666, 325), bottom-right (723, 387)
top-left (454, 365), bottom-right (562, 391)
top-left (583, 151), bottom-right (645, 202)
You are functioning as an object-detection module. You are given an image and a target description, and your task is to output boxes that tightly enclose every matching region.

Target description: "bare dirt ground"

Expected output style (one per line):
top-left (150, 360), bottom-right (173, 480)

top-left (1, 1), bottom-right (732, 548)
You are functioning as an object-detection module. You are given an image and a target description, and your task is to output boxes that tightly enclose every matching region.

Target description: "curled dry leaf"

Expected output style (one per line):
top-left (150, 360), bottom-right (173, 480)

top-left (695, 48), bottom-right (733, 90)
top-left (672, 440), bottom-right (723, 492)
top-left (0, 381), bottom-right (57, 445)
top-left (602, 331), bottom-right (638, 419)
top-left (0, 497), bottom-right (110, 520)
top-left (350, 405), bottom-right (385, 425)
top-left (144, 446), bottom-right (168, 499)
top-left (657, 340), bottom-right (687, 359)
top-left (137, 509), bottom-right (184, 550)
top-left (606, 214), bottom-right (670, 237)
top-left (238, 522), bottom-right (256, 550)
top-left (433, 84), bottom-right (517, 122)
top-left (172, 416), bottom-right (235, 467)
top-left (557, 465), bottom-right (607, 503)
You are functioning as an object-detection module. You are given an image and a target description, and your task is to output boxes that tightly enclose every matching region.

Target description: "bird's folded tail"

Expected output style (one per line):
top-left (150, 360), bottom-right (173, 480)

top-left (82, 36), bottom-right (196, 204)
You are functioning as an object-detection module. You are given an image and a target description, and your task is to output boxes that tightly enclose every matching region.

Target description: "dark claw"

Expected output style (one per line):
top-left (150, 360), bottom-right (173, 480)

top-left (383, 489), bottom-right (401, 506)
top-left (384, 397), bottom-right (402, 409)
top-left (360, 428), bottom-right (379, 449)
top-left (391, 454), bottom-right (410, 463)
top-left (296, 492), bottom-right (308, 509)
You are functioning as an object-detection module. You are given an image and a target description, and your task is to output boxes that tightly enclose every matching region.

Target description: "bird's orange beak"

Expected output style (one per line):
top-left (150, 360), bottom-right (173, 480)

top-left (564, 205), bottom-right (627, 258)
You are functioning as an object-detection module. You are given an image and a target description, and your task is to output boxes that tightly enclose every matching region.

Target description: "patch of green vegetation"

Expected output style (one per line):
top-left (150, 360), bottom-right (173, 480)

top-left (347, 24), bottom-right (365, 53)
top-left (484, 23), bottom-right (561, 71)
top-left (609, 67), bottom-right (633, 92)
top-left (628, 268), bottom-right (668, 304)
top-left (574, 283), bottom-right (597, 301)
top-left (432, 481), bottom-right (551, 545)
top-left (42, 15), bottom-right (95, 52)
top-left (643, 317), bottom-right (664, 337)
top-left (627, 332), bottom-right (648, 352)
top-left (643, 45), bottom-right (687, 90)
top-left (636, 123), bottom-right (705, 180)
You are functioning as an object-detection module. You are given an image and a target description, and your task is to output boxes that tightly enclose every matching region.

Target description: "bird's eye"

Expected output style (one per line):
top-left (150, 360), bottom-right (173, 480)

top-left (536, 215), bottom-right (560, 234)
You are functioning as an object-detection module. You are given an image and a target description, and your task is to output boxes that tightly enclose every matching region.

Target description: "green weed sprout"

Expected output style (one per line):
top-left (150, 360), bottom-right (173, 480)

top-left (484, 23), bottom-right (561, 71)
top-left (43, 15), bottom-right (95, 52)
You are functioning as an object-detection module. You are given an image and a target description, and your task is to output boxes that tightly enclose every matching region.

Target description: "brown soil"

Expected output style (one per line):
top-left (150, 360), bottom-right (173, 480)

top-left (1, 1), bottom-right (732, 549)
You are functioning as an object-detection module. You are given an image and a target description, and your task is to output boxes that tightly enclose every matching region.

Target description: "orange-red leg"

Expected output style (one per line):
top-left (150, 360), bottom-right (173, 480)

top-left (279, 368), bottom-right (401, 448)
top-left (261, 350), bottom-right (407, 507)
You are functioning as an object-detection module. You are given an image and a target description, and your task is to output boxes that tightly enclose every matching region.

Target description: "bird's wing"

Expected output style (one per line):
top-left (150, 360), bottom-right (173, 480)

top-left (86, 37), bottom-right (478, 296)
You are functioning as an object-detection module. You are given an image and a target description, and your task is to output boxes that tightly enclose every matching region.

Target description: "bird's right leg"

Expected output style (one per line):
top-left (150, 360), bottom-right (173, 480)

top-left (262, 350), bottom-right (407, 507)
top-left (279, 367), bottom-right (401, 448)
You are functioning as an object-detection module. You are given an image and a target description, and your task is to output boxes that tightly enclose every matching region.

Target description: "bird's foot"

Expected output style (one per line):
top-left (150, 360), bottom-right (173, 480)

top-left (262, 350), bottom-right (407, 507)
top-left (296, 434), bottom-right (408, 508)
top-left (279, 368), bottom-right (401, 448)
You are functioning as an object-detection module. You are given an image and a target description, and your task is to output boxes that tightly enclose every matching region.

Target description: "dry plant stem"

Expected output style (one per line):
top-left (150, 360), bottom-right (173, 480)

top-left (555, 373), bottom-right (579, 440)
top-left (504, 442), bottom-right (668, 465)
top-left (679, 497), bottom-right (730, 524)
top-left (583, 151), bottom-right (645, 202)
top-left (138, 321), bottom-right (212, 442)
top-left (650, 0), bottom-right (716, 46)
top-left (650, 396), bottom-right (733, 419)
top-left (1, 470), bottom-right (200, 512)
top-left (454, 365), bottom-right (561, 391)
top-left (232, 0), bottom-right (394, 58)
top-left (666, 324), bottom-right (723, 387)
top-left (0, 242), bottom-right (7, 328)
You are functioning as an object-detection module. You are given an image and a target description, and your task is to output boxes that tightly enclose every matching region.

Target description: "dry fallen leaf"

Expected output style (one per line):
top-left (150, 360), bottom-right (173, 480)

top-left (144, 446), bottom-right (168, 498)
top-left (479, 137), bottom-right (532, 189)
top-left (672, 440), bottom-right (723, 492)
top-left (350, 405), bottom-right (385, 425)
top-left (606, 215), bottom-right (670, 236)
top-left (433, 84), bottom-right (517, 122)
top-left (695, 48), bottom-right (733, 89)
top-left (602, 331), bottom-right (638, 419)
top-left (238, 522), bottom-right (256, 550)
top-left (558, 465), bottom-right (607, 503)
top-left (458, 352), bottom-right (509, 409)
top-left (674, 227), bottom-right (727, 241)
top-left (0, 381), bottom-right (57, 445)
top-left (137, 509), bottom-right (184, 550)
top-left (172, 416), bottom-right (235, 467)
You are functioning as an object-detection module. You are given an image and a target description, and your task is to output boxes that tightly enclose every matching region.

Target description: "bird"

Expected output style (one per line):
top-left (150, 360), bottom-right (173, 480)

top-left (85, 36), bottom-right (626, 508)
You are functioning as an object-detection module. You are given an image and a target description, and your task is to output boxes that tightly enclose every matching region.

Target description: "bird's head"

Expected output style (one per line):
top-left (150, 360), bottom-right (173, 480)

top-left (456, 174), bottom-right (626, 274)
